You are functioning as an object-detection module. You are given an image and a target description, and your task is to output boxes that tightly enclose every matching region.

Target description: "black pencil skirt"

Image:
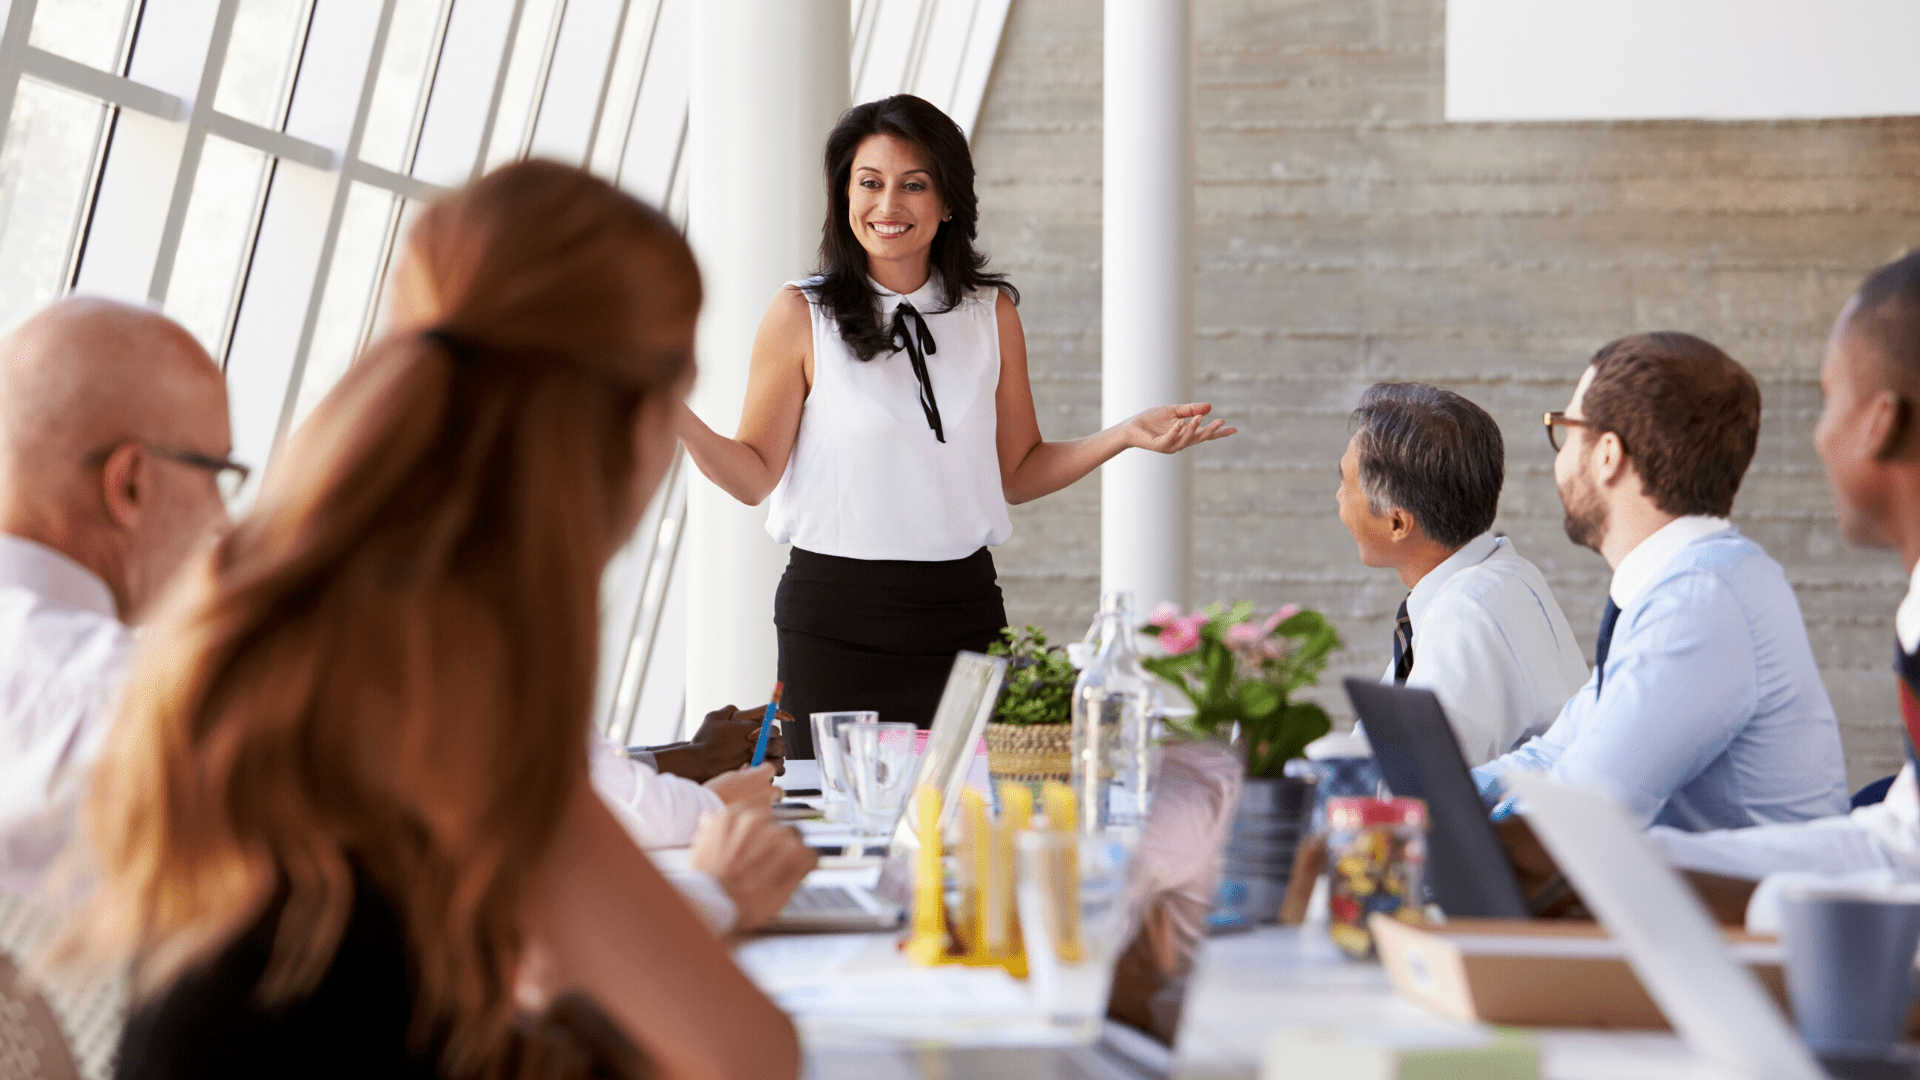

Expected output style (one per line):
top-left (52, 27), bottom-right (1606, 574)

top-left (774, 546), bottom-right (1008, 759)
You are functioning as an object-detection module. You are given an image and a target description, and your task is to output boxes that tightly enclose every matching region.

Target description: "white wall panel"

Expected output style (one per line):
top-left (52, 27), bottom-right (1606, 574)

top-left (1448, 0), bottom-right (1920, 122)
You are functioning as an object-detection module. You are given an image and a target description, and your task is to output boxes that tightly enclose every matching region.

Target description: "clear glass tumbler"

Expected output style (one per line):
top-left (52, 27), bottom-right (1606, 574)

top-left (1014, 829), bottom-right (1135, 1040)
top-left (810, 710), bottom-right (878, 824)
top-left (841, 722), bottom-right (919, 836)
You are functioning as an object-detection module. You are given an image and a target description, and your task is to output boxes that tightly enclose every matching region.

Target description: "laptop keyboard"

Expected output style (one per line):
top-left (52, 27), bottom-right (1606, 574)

top-left (782, 885), bottom-right (865, 916)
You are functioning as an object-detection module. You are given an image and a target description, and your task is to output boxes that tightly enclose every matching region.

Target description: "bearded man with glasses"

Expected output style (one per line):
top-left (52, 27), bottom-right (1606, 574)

top-left (1472, 331), bottom-right (1849, 832)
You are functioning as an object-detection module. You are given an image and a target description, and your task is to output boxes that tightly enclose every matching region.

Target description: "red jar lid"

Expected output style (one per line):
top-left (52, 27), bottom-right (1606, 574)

top-left (1327, 796), bottom-right (1428, 830)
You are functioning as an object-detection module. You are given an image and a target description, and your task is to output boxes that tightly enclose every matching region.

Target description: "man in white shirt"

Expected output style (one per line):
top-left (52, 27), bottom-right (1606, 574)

top-left (1651, 251), bottom-right (1920, 890)
top-left (0, 299), bottom-right (232, 895)
top-left (1337, 383), bottom-right (1590, 766)
top-left (0, 299), bottom-right (804, 934)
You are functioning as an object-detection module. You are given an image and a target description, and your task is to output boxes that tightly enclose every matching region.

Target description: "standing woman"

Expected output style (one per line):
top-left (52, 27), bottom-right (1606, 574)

top-left (679, 95), bottom-right (1233, 757)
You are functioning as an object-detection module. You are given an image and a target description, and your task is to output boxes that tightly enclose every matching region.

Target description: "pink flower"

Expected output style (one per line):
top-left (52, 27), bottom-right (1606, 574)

top-left (1148, 602), bottom-right (1182, 629)
top-left (1159, 613), bottom-right (1206, 656)
top-left (1223, 623), bottom-right (1264, 650)
top-left (1263, 604), bottom-right (1301, 634)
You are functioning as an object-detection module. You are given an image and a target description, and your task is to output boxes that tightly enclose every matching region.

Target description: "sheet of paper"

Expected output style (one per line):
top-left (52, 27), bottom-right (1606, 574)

top-left (779, 759), bottom-right (821, 791)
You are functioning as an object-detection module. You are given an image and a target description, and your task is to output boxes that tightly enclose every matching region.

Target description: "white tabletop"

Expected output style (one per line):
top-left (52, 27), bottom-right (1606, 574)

top-left (1173, 926), bottom-right (1730, 1080)
top-left (735, 872), bottom-right (1735, 1079)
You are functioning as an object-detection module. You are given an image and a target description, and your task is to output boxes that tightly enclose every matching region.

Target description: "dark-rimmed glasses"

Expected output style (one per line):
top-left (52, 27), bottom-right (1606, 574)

top-left (1543, 411), bottom-right (1589, 452)
top-left (86, 441), bottom-right (252, 500)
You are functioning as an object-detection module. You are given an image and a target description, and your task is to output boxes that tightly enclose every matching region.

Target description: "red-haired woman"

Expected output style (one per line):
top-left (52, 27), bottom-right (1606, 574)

top-left (67, 162), bottom-right (801, 1080)
top-left (678, 95), bottom-right (1234, 756)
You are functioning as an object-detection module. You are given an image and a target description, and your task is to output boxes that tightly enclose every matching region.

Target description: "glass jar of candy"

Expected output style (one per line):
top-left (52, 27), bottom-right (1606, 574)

top-left (1324, 796), bottom-right (1428, 959)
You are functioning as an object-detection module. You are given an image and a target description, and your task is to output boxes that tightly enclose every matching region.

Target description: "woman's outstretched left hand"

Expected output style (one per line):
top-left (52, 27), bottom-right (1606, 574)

top-left (1127, 403), bottom-right (1237, 454)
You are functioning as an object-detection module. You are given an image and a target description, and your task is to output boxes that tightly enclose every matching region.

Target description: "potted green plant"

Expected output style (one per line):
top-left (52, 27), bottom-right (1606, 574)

top-left (1141, 600), bottom-right (1344, 925)
top-left (985, 625), bottom-right (1077, 790)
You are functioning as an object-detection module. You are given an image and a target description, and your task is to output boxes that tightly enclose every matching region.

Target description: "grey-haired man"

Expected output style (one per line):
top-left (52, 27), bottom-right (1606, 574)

top-left (1336, 382), bottom-right (1590, 766)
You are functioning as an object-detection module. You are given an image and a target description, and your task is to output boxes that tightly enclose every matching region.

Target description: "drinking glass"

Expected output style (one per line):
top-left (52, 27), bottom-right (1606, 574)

top-left (841, 722), bottom-right (919, 836)
top-left (1014, 829), bottom-right (1135, 1040)
top-left (810, 711), bottom-right (878, 824)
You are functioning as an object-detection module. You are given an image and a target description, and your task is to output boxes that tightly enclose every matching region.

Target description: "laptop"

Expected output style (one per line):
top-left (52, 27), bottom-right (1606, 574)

top-left (762, 650), bottom-right (1008, 932)
top-left (1342, 678), bottom-right (1531, 919)
top-left (1514, 774), bottom-right (1919, 1080)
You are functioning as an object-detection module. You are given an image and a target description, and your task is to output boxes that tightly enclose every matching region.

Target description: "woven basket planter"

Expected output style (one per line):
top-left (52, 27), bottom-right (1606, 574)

top-left (985, 722), bottom-right (1072, 785)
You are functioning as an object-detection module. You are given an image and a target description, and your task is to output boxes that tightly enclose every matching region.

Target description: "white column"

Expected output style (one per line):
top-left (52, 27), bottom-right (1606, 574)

top-left (682, 0), bottom-right (847, 735)
top-left (1101, 0), bottom-right (1192, 615)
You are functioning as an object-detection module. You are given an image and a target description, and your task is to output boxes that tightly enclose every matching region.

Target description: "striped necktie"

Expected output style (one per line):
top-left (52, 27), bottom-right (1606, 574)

top-left (1392, 597), bottom-right (1414, 685)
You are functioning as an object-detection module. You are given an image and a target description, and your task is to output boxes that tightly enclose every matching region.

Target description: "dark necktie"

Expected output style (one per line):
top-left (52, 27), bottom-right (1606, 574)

top-left (1594, 598), bottom-right (1621, 697)
top-left (888, 302), bottom-right (945, 443)
top-left (1391, 597), bottom-right (1414, 685)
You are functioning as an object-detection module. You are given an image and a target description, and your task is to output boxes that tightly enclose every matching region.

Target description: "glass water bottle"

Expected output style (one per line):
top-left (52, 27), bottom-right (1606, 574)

top-left (1070, 591), bottom-right (1157, 830)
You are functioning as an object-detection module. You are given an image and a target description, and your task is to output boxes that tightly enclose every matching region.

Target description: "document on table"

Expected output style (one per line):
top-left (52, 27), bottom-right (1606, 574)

top-left (735, 933), bottom-right (1075, 1048)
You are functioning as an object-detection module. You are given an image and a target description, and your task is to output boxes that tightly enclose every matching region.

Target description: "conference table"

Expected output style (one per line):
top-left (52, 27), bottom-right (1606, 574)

top-left (733, 766), bottom-right (1734, 1080)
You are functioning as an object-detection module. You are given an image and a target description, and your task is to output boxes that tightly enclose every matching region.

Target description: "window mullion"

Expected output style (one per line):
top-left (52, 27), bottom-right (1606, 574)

top-left (145, 0), bottom-right (242, 305)
top-left (269, 0), bottom-right (404, 459)
top-left (0, 0), bottom-right (46, 168)
top-left (465, 0), bottom-right (525, 182)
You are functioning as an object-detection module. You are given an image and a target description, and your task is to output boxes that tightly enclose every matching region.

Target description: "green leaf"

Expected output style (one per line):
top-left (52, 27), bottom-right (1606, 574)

top-left (1238, 680), bottom-right (1281, 720)
top-left (989, 624), bottom-right (1075, 726)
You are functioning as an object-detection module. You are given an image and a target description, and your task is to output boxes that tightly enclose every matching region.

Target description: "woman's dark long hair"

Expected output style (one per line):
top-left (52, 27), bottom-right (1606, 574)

top-left (812, 94), bottom-right (1016, 361)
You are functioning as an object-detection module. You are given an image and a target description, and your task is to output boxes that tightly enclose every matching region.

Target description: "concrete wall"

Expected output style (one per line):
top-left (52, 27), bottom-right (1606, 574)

top-left (971, 0), bottom-right (1919, 788)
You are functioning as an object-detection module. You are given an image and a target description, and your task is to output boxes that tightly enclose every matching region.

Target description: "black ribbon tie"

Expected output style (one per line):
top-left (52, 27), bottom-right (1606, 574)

top-left (889, 301), bottom-right (945, 443)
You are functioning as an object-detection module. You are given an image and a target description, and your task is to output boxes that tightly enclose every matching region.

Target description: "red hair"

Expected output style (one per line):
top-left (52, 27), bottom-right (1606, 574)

top-left (69, 160), bottom-right (698, 1076)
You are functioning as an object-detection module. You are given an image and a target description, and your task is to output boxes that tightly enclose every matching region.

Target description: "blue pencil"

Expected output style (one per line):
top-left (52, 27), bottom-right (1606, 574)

top-left (751, 681), bottom-right (783, 768)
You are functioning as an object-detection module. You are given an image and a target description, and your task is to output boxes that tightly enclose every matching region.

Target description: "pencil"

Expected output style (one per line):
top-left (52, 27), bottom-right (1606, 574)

top-left (750, 681), bottom-right (783, 768)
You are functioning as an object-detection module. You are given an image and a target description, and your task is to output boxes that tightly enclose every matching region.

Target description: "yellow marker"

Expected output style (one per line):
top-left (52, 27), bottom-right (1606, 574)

top-left (959, 789), bottom-right (989, 956)
top-left (992, 782), bottom-right (1032, 958)
top-left (1042, 780), bottom-right (1077, 832)
top-left (903, 786), bottom-right (949, 965)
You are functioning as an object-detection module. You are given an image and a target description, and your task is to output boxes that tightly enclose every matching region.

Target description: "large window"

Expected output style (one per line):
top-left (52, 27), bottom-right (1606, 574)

top-left (0, 0), bottom-right (1011, 745)
top-left (0, 0), bottom-right (698, 481)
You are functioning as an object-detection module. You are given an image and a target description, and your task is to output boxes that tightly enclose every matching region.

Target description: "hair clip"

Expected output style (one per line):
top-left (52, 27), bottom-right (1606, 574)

top-left (422, 327), bottom-right (484, 366)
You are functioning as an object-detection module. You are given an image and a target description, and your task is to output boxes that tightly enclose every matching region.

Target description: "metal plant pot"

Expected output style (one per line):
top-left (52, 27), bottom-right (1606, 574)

top-left (1213, 774), bottom-right (1315, 929)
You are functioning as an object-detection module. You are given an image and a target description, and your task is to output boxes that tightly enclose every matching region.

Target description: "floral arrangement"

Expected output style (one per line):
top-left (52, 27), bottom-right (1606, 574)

top-left (987, 625), bottom-right (1077, 726)
top-left (1141, 601), bottom-right (1343, 779)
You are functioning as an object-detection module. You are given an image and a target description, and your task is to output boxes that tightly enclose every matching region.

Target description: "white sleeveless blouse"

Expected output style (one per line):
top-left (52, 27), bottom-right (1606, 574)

top-left (765, 274), bottom-right (1012, 562)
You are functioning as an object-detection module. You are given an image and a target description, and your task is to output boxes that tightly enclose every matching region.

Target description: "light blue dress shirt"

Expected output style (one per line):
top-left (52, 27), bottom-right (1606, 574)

top-left (1471, 522), bottom-right (1849, 831)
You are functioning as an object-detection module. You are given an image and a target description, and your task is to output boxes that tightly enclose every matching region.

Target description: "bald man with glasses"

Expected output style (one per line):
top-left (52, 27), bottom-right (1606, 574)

top-left (0, 300), bottom-right (806, 938)
top-left (0, 298), bottom-right (240, 897)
